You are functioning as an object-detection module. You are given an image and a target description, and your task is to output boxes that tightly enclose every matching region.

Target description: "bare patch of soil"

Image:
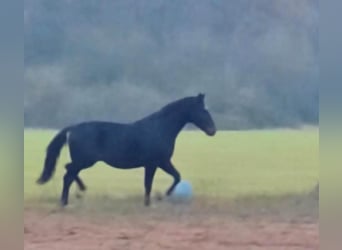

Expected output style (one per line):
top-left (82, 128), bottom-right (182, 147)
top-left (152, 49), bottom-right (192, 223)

top-left (24, 208), bottom-right (318, 250)
top-left (25, 190), bottom-right (319, 249)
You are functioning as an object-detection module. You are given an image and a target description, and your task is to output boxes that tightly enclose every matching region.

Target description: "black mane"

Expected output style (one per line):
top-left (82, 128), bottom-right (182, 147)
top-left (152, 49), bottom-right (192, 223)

top-left (137, 96), bottom-right (196, 123)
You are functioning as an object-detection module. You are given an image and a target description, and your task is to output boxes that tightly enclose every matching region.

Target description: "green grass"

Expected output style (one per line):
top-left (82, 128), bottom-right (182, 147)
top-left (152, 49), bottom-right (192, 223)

top-left (24, 128), bottom-right (318, 208)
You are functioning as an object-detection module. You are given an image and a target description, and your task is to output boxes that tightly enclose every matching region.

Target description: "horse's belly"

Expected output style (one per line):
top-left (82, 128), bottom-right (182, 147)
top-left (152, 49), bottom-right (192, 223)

top-left (102, 156), bottom-right (146, 169)
top-left (97, 139), bottom-right (171, 168)
top-left (107, 164), bottom-right (142, 169)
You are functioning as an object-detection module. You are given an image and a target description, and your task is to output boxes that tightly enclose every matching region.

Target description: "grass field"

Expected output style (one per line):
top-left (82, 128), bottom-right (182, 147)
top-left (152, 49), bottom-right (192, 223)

top-left (24, 128), bottom-right (318, 211)
top-left (24, 128), bottom-right (319, 249)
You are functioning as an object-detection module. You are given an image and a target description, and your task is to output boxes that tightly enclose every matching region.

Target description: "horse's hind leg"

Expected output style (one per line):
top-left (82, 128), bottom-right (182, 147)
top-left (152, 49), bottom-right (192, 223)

top-left (61, 160), bottom-right (95, 206)
top-left (159, 161), bottom-right (181, 196)
top-left (65, 163), bottom-right (86, 192)
top-left (61, 166), bottom-right (80, 206)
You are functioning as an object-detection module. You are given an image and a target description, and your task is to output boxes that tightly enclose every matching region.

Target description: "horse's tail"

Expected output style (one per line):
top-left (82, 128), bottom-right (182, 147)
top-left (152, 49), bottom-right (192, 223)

top-left (36, 127), bottom-right (70, 184)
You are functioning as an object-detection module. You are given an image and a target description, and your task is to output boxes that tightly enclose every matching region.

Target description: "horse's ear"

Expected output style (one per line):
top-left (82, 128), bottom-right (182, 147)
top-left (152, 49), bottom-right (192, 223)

top-left (197, 93), bottom-right (205, 102)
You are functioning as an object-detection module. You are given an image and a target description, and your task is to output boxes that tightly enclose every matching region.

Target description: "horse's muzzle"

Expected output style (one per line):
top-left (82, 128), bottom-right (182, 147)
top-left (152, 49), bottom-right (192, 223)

top-left (206, 126), bottom-right (216, 136)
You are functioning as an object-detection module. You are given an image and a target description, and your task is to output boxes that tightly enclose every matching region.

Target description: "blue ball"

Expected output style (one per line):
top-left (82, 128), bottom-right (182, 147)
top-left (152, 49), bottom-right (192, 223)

top-left (170, 180), bottom-right (193, 201)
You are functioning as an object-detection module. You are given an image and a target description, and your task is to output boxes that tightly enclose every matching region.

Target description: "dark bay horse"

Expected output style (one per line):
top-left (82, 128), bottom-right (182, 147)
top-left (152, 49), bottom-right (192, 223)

top-left (37, 94), bottom-right (216, 206)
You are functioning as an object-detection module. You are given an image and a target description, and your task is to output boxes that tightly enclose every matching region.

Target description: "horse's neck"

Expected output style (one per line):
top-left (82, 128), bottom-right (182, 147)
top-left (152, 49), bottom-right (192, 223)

top-left (162, 111), bottom-right (188, 139)
top-left (137, 107), bottom-right (188, 138)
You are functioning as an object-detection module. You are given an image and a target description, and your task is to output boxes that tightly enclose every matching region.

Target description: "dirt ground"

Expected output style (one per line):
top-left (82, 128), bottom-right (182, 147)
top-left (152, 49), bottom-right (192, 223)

top-left (24, 207), bottom-right (318, 250)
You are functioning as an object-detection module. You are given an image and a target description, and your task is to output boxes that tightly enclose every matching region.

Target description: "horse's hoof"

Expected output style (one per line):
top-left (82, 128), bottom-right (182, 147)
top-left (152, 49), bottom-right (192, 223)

top-left (155, 192), bottom-right (163, 201)
top-left (60, 200), bottom-right (68, 207)
top-left (144, 199), bottom-right (151, 207)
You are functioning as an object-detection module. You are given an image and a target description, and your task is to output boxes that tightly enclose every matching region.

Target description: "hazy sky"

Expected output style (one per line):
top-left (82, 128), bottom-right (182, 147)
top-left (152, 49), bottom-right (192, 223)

top-left (24, 0), bottom-right (318, 129)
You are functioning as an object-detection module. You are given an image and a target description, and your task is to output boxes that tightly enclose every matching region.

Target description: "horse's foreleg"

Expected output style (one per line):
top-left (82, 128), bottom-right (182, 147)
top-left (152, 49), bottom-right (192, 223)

top-left (144, 166), bottom-right (157, 206)
top-left (75, 176), bottom-right (86, 191)
top-left (160, 162), bottom-right (181, 196)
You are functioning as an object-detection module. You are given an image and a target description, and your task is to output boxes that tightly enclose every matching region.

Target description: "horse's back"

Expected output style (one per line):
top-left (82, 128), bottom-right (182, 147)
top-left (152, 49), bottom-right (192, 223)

top-left (66, 121), bottom-right (155, 166)
top-left (66, 121), bottom-right (130, 158)
top-left (66, 120), bottom-right (175, 168)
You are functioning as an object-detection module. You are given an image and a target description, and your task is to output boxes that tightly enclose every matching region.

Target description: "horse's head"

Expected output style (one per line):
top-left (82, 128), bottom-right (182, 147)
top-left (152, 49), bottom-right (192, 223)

top-left (188, 94), bottom-right (216, 136)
